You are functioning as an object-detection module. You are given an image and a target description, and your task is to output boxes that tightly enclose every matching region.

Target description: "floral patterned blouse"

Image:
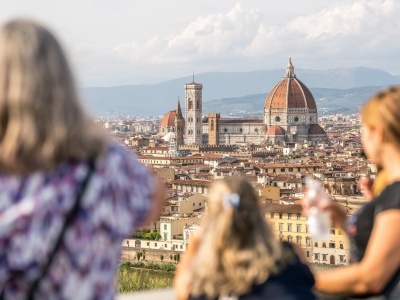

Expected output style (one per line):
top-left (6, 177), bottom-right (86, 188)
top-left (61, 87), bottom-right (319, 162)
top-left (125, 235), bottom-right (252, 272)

top-left (0, 143), bottom-right (155, 299)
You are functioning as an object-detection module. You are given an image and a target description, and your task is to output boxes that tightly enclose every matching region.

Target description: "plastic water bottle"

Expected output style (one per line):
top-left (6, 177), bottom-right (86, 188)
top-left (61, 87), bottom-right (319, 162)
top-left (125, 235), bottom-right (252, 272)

top-left (305, 177), bottom-right (331, 241)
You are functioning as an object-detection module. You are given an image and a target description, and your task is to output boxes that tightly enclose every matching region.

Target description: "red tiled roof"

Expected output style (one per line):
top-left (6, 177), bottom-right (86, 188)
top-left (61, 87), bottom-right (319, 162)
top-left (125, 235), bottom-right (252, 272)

top-left (308, 124), bottom-right (327, 135)
top-left (267, 125), bottom-right (285, 136)
top-left (160, 110), bottom-right (176, 127)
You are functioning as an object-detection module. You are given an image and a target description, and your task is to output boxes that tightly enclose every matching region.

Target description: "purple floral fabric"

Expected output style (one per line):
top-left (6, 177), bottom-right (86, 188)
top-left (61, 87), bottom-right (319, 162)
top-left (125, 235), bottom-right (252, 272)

top-left (0, 143), bottom-right (155, 299)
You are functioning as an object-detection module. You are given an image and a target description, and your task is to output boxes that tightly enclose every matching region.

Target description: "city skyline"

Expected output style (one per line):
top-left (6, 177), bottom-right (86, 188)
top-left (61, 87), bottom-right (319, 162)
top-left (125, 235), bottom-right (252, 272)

top-left (2, 0), bottom-right (399, 87)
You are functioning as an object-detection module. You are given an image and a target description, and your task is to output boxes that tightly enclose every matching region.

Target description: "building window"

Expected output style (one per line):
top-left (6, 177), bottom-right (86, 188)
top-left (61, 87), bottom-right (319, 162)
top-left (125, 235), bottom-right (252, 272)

top-left (314, 253), bottom-right (319, 260)
top-left (196, 101), bottom-right (199, 109)
top-left (294, 117), bottom-right (299, 122)
top-left (297, 213), bottom-right (301, 220)
top-left (314, 242), bottom-right (318, 247)
top-left (306, 225), bottom-right (308, 233)
top-left (323, 254), bottom-right (327, 261)
top-left (306, 237), bottom-right (311, 247)
top-left (330, 229), bottom-right (335, 234)
top-left (224, 128), bottom-right (227, 133)
top-left (164, 224), bottom-right (167, 230)
top-left (288, 224), bottom-right (292, 232)
top-left (155, 243), bottom-right (157, 247)
top-left (270, 212), bottom-right (274, 218)
top-left (322, 242), bottom-right (326, 248)
top-left (296, 236), bottom-right (302, 245)
top-left (296, 224), bottom-right (301, 232)
top-left (306, 251), bottom-right (310, 257)
top-left (189, 100), bottom-right (193, 109)
top-left (340, 243), bottom-right (344, 249)
top-left (164, 233), bottom-right (167, 241)
top-left (339, 255), bottom-right (345, 263)
top-left (281, 168), bottom-right (285, 172)
top-left (279, 223), bottom-right (283, 231)
top-left (279, 213), bottom-right (283, 219)
top-left (288, 213), bottom-right (292, 220)
top-left (329, 242), bottom-right (336, 248)
top-left (287, 236), bottom-right (293, 243)
top-left (289, 168), bottom-right (293, 172)
top-left (275, 116), bottom-right (281, 122)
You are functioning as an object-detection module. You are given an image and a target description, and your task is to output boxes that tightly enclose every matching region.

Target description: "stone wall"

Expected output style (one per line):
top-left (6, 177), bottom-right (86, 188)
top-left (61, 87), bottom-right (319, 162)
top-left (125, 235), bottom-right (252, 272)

top-left (121, 247), bottom-right (183, 264)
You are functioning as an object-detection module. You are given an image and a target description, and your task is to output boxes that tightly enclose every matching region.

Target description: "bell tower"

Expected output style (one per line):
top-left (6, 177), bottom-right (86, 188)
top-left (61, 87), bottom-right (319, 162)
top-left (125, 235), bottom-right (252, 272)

top-left (175, 99), bottom-right (185, 146)
top-left (208, 113), bottom-right (220, 145)
top-left (184, 76), bottom-right (203, 145)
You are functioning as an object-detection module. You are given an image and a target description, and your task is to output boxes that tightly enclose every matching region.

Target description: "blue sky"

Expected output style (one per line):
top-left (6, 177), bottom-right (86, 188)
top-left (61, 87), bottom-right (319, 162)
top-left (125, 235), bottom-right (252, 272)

top-left (1, 0), bottom-right (399, 86)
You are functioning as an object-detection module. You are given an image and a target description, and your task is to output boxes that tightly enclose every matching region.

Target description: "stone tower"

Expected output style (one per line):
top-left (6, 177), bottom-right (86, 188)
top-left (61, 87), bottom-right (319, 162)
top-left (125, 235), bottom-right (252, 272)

top-left (175, 99), bottom-right (185, 146)
top-left (208, 113), bottom-right (220, 145)
top-left (184, 78), bottom-right (203, 145)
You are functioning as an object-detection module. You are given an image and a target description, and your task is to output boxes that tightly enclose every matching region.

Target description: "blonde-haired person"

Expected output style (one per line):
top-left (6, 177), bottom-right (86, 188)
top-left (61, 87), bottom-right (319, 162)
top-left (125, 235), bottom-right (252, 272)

top-left (0, 19), bottom-right (164, 299)
top-left (174, 177), bottom-right (315, 300)
top-left (304, 87), bottom-right (400, 299)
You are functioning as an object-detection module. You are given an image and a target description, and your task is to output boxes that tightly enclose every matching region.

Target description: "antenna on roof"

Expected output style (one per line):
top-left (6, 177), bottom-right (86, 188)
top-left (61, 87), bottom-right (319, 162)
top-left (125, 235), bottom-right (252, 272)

top-left (192, 71), bottom-right (195, 83)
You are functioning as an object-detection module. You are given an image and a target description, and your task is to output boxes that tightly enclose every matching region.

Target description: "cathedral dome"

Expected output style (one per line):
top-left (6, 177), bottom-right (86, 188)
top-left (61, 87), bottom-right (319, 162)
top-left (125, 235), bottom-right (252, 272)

top-left (267, 125), bottom-right (285, 136)
top-left (264, 58), bottom-right (317, 110)
top-left (160, 110), bottom-right (177, 127)
top-left (308, 124), bottom-right (326, 135)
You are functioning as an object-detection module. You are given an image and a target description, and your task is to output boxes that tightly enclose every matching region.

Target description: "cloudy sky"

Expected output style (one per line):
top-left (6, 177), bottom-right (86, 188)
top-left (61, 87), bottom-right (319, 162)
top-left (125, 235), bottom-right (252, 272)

top-left (1, 0), bottom-right (399, 86)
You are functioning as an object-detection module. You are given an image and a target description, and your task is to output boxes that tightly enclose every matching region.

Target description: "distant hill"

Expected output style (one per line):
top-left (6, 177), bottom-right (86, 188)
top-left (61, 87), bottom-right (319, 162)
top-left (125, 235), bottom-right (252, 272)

top-left (81, 67), bottom-right (400, 116)
top-left (203, 86), bottom-right (385, 116)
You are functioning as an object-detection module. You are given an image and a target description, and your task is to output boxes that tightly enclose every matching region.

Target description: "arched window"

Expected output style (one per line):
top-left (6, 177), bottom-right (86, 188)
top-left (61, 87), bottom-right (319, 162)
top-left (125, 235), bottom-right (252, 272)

top-left (196, 101), bottom-right (199, 109)
top-left (189, 99), bottom-right (193, 109)
top-left (211, 120), bottom-right (214, 131)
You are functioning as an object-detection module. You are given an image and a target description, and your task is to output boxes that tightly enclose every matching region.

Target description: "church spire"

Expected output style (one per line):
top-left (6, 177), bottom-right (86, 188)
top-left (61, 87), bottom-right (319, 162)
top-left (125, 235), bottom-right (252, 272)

top-left (284, 57), bottom-right (296, 78)
top-left (176, 97), bottom-right (183, 118)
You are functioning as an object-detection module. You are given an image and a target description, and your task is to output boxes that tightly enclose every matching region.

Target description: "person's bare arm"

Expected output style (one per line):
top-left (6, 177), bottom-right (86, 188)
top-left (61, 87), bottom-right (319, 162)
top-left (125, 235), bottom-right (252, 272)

top-left (315, 210), bottom-right (400, 295)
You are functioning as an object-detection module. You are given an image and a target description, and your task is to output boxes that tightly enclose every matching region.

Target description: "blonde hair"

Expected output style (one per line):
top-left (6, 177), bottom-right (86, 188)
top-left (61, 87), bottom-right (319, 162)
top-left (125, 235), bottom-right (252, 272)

top-left (0, 19), bottom-right (106, 173)
top-left (361, 86), bottom-right (400, 195)
top-left (189, 177), bottom-right (283, 299)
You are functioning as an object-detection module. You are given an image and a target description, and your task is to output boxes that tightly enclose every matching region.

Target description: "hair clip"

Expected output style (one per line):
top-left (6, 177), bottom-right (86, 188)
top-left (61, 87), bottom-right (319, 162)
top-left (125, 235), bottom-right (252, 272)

top-left (223, 193), bottom-right (240, 209)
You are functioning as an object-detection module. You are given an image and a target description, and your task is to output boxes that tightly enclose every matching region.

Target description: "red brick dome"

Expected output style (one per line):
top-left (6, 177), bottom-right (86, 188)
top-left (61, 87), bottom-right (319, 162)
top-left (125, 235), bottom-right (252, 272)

top-left (264, 59), bottom-right (317, 110)
top-left (267, 125), bottom-right (286, 136)
top-left (308, 124), bottom-right (326, 135)
top-left (160, 110), bottom-right (176, 127)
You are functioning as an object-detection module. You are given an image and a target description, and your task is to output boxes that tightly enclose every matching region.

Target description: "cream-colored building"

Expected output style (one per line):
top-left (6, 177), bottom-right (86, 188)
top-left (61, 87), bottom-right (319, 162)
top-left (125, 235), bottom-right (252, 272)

top-left (264, 203), bottom-right (350, 265)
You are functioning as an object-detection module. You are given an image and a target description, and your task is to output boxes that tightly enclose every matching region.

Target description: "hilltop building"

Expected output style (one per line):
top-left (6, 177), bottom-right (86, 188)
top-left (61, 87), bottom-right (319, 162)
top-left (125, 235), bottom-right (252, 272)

top-left (160, 59), bottom-right (327, 146)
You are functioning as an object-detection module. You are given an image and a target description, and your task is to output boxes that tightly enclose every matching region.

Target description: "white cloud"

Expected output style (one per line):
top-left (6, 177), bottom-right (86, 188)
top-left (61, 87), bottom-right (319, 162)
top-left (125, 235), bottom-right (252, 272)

top-left (71, 0), bottom-right (400, 85)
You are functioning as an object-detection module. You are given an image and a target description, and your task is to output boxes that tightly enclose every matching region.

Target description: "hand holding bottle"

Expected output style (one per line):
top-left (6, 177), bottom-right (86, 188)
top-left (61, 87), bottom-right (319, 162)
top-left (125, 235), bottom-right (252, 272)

top-left (303, 177), bottom-right (331, 241)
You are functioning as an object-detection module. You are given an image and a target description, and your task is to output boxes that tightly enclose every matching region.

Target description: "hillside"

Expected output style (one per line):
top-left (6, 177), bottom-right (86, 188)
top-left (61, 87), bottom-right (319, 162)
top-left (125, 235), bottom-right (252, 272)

top-left (81, 67), bottom-right (400, 116)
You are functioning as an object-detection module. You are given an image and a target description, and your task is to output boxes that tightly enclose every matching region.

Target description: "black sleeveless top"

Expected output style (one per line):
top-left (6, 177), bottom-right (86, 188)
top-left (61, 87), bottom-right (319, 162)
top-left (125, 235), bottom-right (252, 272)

top-left (189, 242), bottom-right (315, 300)
top-left (347, 182), bottom-right (400, 297)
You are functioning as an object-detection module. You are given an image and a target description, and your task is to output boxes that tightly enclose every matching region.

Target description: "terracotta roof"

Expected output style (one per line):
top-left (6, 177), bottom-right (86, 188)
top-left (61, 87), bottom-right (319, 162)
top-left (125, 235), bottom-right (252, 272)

top-left (308, 124), bottom-right (327, 135)
top-left (261, 203), bottom-right (303, 214)
top-left (264, 60), bottom-right (317, 110)
top-left (160, 110), bottom-right (176, 127)
top-left (267, 125), bottom-right (285, 136)
top-left (264, 78), bottom-right (317, 110)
